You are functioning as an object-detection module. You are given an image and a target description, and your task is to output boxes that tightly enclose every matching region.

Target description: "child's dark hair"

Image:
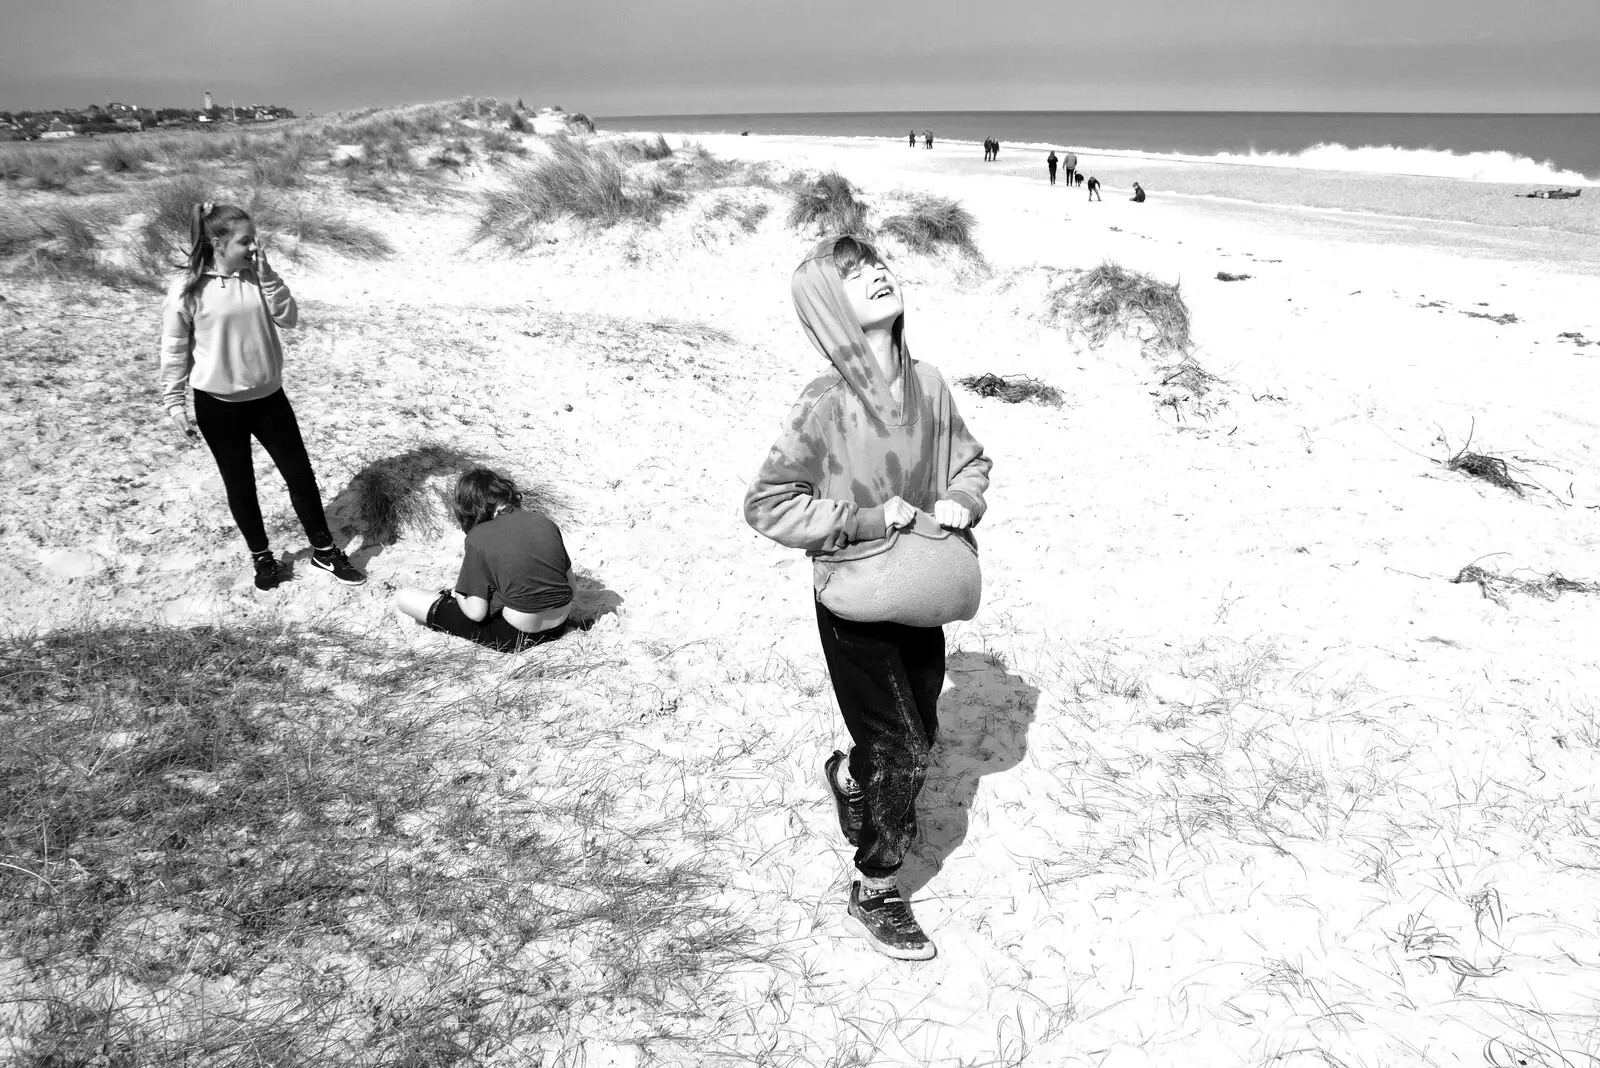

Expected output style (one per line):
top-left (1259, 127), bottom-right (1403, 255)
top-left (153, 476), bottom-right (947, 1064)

top-left (179, 202), bottom-right (251, 303)
top-left (452, 468), bottom-right (522, 532)
top-left (828, 234), bottom-right (885, 278)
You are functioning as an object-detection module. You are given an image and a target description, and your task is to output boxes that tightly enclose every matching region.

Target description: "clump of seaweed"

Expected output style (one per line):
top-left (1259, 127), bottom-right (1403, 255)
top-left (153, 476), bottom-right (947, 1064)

top-left (1216, 271), bottom-right (1251, 282)
top-left (957, 373), bottom-right (1063, 407)
top-left (1047, 261), bottom-right (1192, 359)
top-left (1451, 563), bottom-right (1599, 607)
top-left (1438, 420), bottom-right (1527, 497)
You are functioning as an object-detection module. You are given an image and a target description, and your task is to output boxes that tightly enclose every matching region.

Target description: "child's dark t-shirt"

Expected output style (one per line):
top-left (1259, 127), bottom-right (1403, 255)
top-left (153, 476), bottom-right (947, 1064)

top-left (455, 509), bottom-right (573, 613)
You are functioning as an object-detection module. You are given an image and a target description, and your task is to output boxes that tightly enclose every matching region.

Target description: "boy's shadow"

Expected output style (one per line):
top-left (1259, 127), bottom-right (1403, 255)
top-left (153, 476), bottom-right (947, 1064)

top-left (568, 569), bottom-right (625, 627)
top-left (901, 650), bottom-right (1040, 894)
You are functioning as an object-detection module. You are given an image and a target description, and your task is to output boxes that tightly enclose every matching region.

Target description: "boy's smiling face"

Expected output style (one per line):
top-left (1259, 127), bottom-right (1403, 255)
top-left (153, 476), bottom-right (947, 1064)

top-left (840, 257), bottom-right (903, 333)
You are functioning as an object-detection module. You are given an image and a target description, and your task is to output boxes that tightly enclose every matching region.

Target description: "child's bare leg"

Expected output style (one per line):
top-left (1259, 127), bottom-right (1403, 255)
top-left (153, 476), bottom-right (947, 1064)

top-left (394, 586), bottom-right (441, 622)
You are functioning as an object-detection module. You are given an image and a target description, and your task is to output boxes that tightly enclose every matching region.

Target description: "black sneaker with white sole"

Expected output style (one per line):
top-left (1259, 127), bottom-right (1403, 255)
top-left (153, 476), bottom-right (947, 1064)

top-left (252, 551), bottom-right (285, 591)
top-left (846, 882), bottom-right (936, 961)
top-left (821, 750), bottom-right (865, 846)
top-left (309, 546), bottom-right (366, 585)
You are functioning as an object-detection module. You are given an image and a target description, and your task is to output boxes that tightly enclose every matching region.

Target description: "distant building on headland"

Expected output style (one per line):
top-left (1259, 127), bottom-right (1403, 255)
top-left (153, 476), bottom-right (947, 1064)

top-left (39, 118), bottom-right (82, 140)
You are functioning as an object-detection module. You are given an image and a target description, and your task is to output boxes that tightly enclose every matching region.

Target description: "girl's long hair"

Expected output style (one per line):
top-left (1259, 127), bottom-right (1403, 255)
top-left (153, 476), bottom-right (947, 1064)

top-left (178, 202), bottom-right (251, 304)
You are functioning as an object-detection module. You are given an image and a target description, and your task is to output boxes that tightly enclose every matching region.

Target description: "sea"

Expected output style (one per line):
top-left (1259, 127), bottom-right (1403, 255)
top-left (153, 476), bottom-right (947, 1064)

top-left (596, 111), bottom-right (1600, 186)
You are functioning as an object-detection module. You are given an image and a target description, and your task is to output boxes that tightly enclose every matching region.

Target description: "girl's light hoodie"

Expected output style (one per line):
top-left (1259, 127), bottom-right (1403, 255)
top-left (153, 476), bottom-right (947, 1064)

top-left (744, 239), bottom-right (992, 561)
top-left (159, 266), bottom-right (297, 414)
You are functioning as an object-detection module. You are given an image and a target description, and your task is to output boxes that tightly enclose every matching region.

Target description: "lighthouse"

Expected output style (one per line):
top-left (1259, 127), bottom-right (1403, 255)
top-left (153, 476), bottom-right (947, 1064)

top-left (204, 90), bottom-right (213, 111)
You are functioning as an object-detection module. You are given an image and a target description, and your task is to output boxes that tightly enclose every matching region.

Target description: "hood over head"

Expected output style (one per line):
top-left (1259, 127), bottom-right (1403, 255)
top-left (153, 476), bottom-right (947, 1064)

top-left (790, 236), bottom-right (920, 427)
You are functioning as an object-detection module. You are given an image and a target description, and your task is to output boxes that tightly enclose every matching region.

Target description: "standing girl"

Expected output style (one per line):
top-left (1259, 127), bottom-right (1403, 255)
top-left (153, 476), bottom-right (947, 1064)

top-left (159, 202), bottom-right (364, 590)
top-left (744, 236), bottom-right (992, 961)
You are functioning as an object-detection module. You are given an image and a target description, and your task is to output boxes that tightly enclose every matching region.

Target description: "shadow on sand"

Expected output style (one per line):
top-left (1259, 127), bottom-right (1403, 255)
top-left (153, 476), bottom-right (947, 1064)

top-left (901, 649), bottom-right (1040, 895)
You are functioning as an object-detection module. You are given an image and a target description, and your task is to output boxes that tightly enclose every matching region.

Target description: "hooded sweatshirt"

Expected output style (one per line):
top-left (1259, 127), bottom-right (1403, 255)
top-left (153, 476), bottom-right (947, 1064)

top-left (743, 239), bottom-right (992, 563)
top-left (159, 266), bottom-right (297, 414)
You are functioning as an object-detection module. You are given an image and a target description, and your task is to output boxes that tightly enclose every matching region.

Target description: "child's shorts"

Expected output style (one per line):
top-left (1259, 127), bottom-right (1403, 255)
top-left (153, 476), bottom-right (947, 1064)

top-left (426, 590), bottom-right (570, 653)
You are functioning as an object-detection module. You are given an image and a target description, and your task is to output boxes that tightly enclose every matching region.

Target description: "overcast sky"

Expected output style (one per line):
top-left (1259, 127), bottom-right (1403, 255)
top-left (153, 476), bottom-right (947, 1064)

top-left (3, 0), bottom-right (1596, 114)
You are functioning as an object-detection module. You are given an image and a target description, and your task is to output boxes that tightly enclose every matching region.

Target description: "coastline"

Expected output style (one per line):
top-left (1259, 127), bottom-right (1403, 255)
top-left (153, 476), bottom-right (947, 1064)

top-left (608, 126), bottom-right (1600, 239)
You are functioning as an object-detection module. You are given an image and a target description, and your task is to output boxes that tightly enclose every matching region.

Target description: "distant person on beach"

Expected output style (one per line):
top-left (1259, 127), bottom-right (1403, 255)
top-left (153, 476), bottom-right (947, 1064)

top-left (1131, 182), bottom-right (1146, 203)
top-left (745, 235), bottom-right (992, 961)
top-left (909, 129), bottom-right (916, 148)
top-left (393, 469), bottom-right (576, 652)
top-left (1062, 152), bottom-right (1078, 188)
top-left (1047, 151), bottom-right (1058, 184)
top-left (1086, 175), bottom-right (1102, 201)
top-left (925, 130), bottom-right (934, 150)
top-left (982, 138), bottom-right (991, 162)
top-left (992, 139), bottom-right (1000, 160)
top-left (159, 201), bottom-right (365, 591)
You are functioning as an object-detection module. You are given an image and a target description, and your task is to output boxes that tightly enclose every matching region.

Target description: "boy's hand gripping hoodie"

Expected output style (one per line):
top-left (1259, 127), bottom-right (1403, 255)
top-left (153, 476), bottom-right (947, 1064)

top-left (744, 239), bottom-right (992, 572)
top-left (159, 265), bottom-right (297, 414)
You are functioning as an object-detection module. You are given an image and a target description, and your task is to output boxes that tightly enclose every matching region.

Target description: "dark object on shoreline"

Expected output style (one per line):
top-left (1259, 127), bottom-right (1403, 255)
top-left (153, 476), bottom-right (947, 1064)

top-left (1131, 182), bottom-right (1146, 203)
top-left (1463, 310), bottom-right (1519, 325)
top-left (1520, 188), bottom-right (1581, 199)
top-left (1216, 271), bottom-right (1251, 282)
top-left (1451, 564), bottom-right (1598, 607)
top-left (956, 373), bottom-right (1063, 407)
top-left (1558, 331), bottom-right (1592, 347)
top-left (741, 130), bottom-right (749, 136)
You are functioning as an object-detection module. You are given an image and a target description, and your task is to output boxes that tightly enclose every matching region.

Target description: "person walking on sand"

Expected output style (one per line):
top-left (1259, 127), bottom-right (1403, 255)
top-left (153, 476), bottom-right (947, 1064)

top-left (1087, 175), bottom-right (1102, 201)
top-left (982, 138), bottom-right (992, 162)
top-left (1047, 150), bottom-right (1059, 184)
top-left (924, 130), bottom-right (934, 150)
top-left (159, 202), bottom-right (364, 591)
top-left (1062, 151), bottom-right (1078, 189)
top-left (393, 468), bottom-right (577, 652)
top-left (1131, 181), bottom-right (1146, 203)
top-left (909, 129), bottom-right (916, 148)
top-left (745, 235), bottom-right (992, 961)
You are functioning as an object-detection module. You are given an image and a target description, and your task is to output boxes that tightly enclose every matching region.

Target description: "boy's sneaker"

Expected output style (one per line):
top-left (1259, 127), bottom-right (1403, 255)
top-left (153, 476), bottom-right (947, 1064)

top-left (821, 750), bottom-right (865, 846)
top-left (310, 546), bottom-right (366, 586)
top-left (846, 881), bottom-right (936, 961)
top-left (252, 551), bottom-right (285, 591)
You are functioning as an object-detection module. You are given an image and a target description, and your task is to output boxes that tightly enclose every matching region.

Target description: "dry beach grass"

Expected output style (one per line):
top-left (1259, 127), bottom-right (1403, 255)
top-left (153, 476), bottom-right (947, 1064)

top-left (4, 107), bottom-right (1600, 1065)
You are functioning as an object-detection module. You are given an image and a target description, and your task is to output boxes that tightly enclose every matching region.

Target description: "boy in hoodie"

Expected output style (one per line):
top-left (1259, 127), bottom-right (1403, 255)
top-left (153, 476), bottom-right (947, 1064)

top-left (744, 236), bottom-right (992, 960)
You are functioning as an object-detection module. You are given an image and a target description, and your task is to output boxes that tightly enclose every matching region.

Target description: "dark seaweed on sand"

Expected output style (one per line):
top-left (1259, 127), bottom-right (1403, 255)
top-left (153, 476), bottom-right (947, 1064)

top-left (1048, 261), bottom-right (1192, 358)
top-left (957, 373), bottom-right (1063, 407)
top-left (1451, 564), bottom-right (1599, 607)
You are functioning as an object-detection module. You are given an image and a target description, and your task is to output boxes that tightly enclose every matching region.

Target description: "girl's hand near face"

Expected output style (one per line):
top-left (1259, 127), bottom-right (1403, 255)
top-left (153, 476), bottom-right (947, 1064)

top-left (882, 496), bottom-right (918, 531)
top-left (934, 499), bottom-right (973, 529)
top-left (253, 237), bottom-right (270, 276)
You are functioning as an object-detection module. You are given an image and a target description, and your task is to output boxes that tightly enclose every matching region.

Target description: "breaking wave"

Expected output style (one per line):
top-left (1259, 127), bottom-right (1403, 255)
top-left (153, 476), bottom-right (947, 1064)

top-left (1068, 142), bottom-right (1596, 186)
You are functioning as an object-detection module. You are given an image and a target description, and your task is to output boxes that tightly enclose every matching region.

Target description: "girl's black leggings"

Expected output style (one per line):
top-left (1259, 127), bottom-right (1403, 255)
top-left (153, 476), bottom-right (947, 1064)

top-left (193, 388), bottom-right (333, 555)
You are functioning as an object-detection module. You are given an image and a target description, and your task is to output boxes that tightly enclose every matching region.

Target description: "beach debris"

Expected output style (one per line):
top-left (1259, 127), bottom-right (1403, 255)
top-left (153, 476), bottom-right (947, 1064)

top-left (1520, 188), bottom-right (1582, 199)
top-left (1463, 310), bottom-right (1519, 325)
top-left (1451, 564), bottom-right (1599, 607)
top-left (956, 373), bottom-right (1063, 407)
top-left (1215, 271), bottom-right (1251, 282)
top-left (1436, 420), bottom-right (1529, 497)
top-left (1046, 260), bottom-right (1192, 358)
top-left (1557, 331), bottom-right (1592, 347)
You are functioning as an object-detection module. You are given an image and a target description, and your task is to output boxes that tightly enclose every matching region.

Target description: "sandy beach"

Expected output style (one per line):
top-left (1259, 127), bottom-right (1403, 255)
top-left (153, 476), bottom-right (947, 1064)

top-left (5, 115), bottom-right (1600, 1065)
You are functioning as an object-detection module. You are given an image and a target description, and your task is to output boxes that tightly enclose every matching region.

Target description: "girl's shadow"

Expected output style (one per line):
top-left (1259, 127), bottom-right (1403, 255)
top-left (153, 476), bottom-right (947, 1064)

top-left (901, 650), bottom-right (1040, 894)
